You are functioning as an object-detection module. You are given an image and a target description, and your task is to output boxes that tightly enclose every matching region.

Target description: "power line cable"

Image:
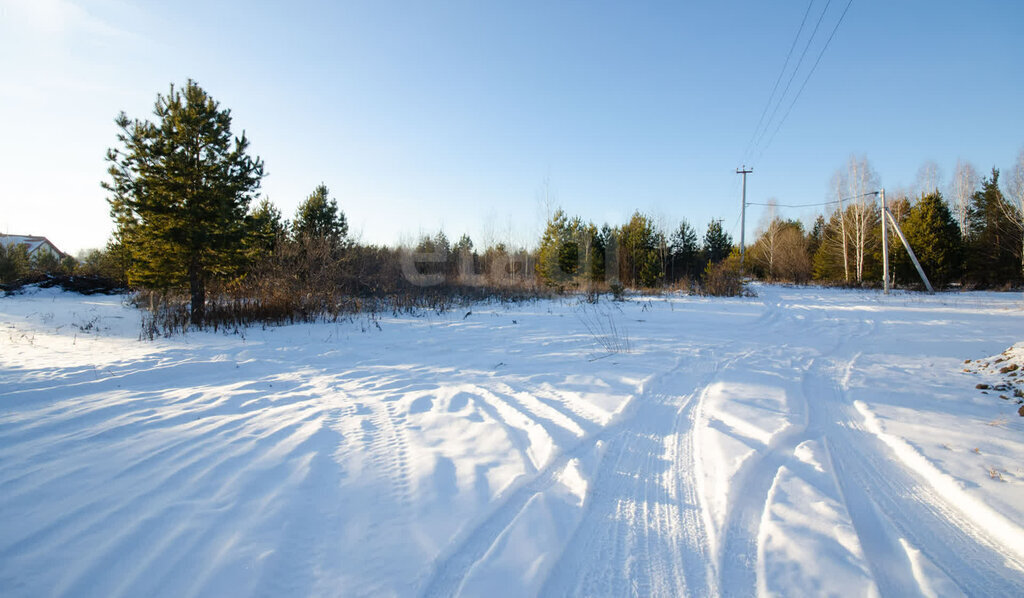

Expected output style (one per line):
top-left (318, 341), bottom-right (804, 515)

top-left (756, 0), bottom-right (855, 163)
top-left (749, 0), bottom-right (834, 157)
top-left (742, 0), bottom-right (816, 164)
top-left (747, 190), bottom-right (876, 209)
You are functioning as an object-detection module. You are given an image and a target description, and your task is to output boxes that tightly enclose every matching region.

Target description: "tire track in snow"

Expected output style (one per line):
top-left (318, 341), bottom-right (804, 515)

top-left (778, 304), bottom-right (1024, 596)
top-left (715, 404), bottom-right (809, 595)
top-left (539, 350), bottom-right (749, 598)
top-left (417, 435), bottom-right (593, 597)
top-left (713, 290), bottom-right (874, 596)
top-left (811, 354), bottom-right (1024, 596)
top-left (348, 392), bottom-right (419, 593)
top-left (421, 353), bottom-right (718, 598)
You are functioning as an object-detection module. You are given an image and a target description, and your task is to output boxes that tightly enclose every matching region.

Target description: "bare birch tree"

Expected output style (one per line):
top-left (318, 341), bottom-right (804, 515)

top-left (914, 160), bottom-right (944, 197)
top-left (886, 187), bottom-right (912, 222)
top-left (829, 171), bottom-right (850, 282)
top-left (949, 159), bottom-right (978, 238)
top-left (1000, 148), bottom-right (1024, 276)
top-left (844, 155), bottom-right (880, 283)
top-left (754, 200), bottom-right (781, 277)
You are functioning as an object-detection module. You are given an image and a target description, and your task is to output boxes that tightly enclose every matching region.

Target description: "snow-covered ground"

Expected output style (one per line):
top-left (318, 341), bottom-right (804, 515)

top-left (2, 284), bottom-right (1023, 597)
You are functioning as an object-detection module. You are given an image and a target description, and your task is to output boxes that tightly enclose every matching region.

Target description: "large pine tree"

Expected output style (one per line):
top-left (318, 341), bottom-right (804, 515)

top-left (536, 209), bottom-right (580, 286)
top-left (105, 80), bottom-right (264, 324)
top-left (618, 211), bottom-right (662, 287)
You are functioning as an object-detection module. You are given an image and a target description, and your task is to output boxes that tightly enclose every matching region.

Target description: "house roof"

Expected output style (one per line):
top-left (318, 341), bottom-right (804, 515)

top-left (0, 234), bottom-right (68, 259)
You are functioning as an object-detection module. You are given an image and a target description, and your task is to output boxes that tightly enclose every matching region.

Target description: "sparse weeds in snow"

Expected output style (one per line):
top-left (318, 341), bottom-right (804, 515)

top-left (131, 282), bottom-right (549, 338)
top-left (7, 331), bottom-right (35, 345)
top-left (987, 417), bottom-right (1010, 427)
top-left (73, 314), bottom-right (102, 334)
top-left (575, 303), bottom-right (630, 358)
top-left (988, 466), bottom-right (1005, 481)
top-left (360, 312), bottom-right (383, 333)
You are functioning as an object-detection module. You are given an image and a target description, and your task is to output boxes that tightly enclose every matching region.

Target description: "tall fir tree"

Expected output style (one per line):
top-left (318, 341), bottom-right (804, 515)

top-left (669, 219), bottom-right (699, 282)
top-left (536, 209), bottom-right (580, 286)
top-left (581, 222), bottom-right (606, 283)
top-left (292, 184), bottom-right (348, 247)
top-left (105, 80), bottom-right (264, 324)
top-left (0, 243), bottom-right (30, 283)
top-left (966, 169), bottom-right (1020, 286)
top-left (451, 234), bottom-right (476, 279)
top-left (246, 198), bottom-right (285, 260)
top-left (703, 220), bottom-right (733, 265)
top-left (806, 215), bottom-right (826, 264)
top-left (893, 192), bottom-right (962, 287)
top-left (617, 211), bottom-right (662, 287)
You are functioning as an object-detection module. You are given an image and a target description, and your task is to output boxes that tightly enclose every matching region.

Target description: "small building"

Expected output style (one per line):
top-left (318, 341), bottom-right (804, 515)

top-left (0, 234), bottom-right (68, 260)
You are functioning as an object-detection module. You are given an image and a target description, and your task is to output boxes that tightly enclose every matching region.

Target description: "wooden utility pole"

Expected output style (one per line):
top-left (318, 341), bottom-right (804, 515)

top-left (736, 166), bottom-right (752, 267)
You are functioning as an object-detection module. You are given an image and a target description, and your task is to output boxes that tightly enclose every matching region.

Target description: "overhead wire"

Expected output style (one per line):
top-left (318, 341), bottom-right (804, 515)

top-left (732, 0), bottom-right (857, 241)
top-left (755, 0), bottom-right (855, 163)
top-left (749, 0), bottom-right (834, 159)
top-left (741, 0), bottom-right (816, 165)
top-left (729, 212), bottom-right (742, 240)
top-left (747, 190), bottom-right (877, 210)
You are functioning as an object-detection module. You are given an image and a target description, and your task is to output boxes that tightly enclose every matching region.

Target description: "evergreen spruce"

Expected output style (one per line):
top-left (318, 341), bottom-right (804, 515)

top-left (703, 220), bottom-right (733, 265)
top-left (669, 219), bottom-right (699, 282)
top-left (893, 192), bottom-right (962, 287)
top-left (0, 243), bottom-right (30, 283)
top-left (246, 198), bottom-right (286, 260)
top-left (806, 215), bottom-right (825, 264)
top-left (966, 169), bottom-right (1020, 286)
top-left (618, 211), bottom-right (662, 287)
top-left (580, 222), bottom-right (605, 283)
top-left (292, 184), bottom-right (348, 248)
top-left (536, 210), bottom-right (580, 287)
top-left (104, 79), bottom-right (264, 324)
top-left (451, 234), bottom-right (477, 278)
top-left (812, 212), bottom-right (846, 281)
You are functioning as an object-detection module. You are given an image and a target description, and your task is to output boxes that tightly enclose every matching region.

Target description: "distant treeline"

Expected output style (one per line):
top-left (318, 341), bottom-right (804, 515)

top-left (4, 80), bottom-right (1021, 330)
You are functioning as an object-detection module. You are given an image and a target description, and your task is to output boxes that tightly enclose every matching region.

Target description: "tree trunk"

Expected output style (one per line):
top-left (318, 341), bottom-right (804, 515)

top-left (189, 256), bottom-right (205, 326)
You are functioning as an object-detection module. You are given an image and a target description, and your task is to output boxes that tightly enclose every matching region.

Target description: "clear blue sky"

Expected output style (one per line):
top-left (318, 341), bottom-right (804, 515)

top-left (2, 0), bottom-right (1022, 254)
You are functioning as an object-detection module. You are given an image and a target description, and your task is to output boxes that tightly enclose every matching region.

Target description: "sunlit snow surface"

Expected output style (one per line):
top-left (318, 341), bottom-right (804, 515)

top-left (2, 284), bottom-right (1023, 597)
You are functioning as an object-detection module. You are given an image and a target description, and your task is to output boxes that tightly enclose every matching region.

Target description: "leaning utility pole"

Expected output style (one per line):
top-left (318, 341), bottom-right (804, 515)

top-left (878, 188), bottom-right (934, 294)
top-left (736, 166), bottom-right (752, 267)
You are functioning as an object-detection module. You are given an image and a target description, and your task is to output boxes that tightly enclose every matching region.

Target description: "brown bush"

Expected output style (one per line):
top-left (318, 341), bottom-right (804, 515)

top-left (137, 237), bottom-right (551, 336)
top-left (699, 258), bottom-right (752, 297)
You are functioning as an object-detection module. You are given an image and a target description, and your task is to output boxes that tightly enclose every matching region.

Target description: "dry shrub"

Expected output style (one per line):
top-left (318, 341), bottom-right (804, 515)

top-left (699, 258), bottom-right (752, 297)
top-left (138, 237), bottom-right (551, 336)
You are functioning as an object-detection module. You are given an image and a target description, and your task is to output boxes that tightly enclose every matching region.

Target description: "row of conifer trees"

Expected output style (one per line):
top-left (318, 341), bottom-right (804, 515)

top-left (6, 80), bottom-right (1020, 327)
